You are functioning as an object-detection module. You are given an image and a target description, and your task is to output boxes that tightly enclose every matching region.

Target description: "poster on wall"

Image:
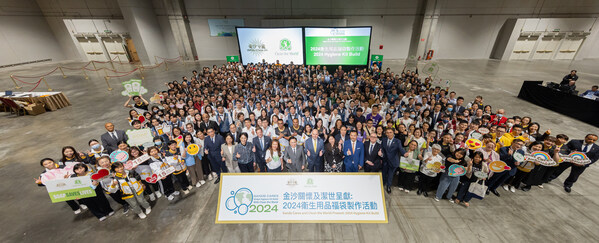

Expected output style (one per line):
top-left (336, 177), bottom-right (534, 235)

top-left (208, 19), bottom-right (244, 37)
top-left (215, 173), bottom-right (387, 224)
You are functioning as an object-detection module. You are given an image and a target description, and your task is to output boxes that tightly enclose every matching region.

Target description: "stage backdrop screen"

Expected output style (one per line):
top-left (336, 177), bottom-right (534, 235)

top-left (305, 27), bottom-right (372, 65)
top-left (236, 28), bottom-right (304, 65)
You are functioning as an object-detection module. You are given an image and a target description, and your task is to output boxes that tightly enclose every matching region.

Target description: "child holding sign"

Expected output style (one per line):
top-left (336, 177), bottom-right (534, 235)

top-left (35, 158), bottom-right (86, 215)
top-left (148, 146), bottom-right (177, 201)
top-left (71, 163), bottom-right (114, 221)
top-left (165, 141), bottom-right (192, 194)
top-left (95, 156), bottom-right (130, 214)
top-left (109, 162), bottom-right (152, 219)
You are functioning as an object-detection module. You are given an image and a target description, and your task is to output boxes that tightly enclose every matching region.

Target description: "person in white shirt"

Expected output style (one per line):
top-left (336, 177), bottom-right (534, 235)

top-left (419, 144), bottom-right (444, 197)
top-left (242, 119), bottom-right (257, 141)
top-left (265, 140), bottom-right (283, 172)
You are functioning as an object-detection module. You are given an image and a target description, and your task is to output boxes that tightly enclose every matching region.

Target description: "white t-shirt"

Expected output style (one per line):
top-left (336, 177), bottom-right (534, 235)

top-left (420, 152), bottom-right (444, 177)
top-left (265, 150), bottom-right (282, 170)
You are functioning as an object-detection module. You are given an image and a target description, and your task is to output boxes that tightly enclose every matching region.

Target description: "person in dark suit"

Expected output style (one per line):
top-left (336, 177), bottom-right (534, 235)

top-left (343, 130), bottom-right (364, 172)
top-left (363, 133), bottom-right (383, 172)
top-left (100, 122), bottom-right (128, 154)
top-left (431, 104), bottom-right (443, 126)
top-left (198, 114), bottom-right (219, 134)
top-left (382, 128), bottom-right (406, 193)
top-left (549, 134), bottom-right (599, 192)
top-left (304, 129), bottom-right (325, 172)
top-left (334, 126), bottom-right (350, 147)
top-left (204, 128), bottom-right (227, 184)
top-left (453, 97), bottom-right (466, 115)
top-left (252, 127), bottom-right (272, 172)
top-left (228, 123), bottom-right (242, 143)
top-left (283, 137), bottom-right (306, 172)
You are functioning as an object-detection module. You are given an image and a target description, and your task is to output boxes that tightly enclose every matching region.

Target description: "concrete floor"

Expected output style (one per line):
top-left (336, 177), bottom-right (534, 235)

top-left (0, 58), bottom-right (598, 243)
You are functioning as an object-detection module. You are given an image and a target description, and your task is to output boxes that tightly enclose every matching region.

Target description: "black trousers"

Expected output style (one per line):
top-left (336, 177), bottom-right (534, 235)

top-left (65, 200), bottom-right (80, 211)
top-left (108, 191), bottom-right (128, 206)
top-left (174, 172), bottom-right (190, 189)
top-left (418, 172), bottom-right (435, 192)
top-left (79, 186), bottom-right (113, 218)
top-left (141, 180), bottom-right (160, 195)
top-left (161, 174), bottom-right (176, 196)
top-left (239, 163), bottom-right (254, 172)
top-left (550, 162), bottom-right (587, 188)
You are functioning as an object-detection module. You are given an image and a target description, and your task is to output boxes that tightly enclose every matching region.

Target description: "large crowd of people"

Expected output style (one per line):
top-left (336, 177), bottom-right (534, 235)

top-left (35, 62), bottom-right (598, 221)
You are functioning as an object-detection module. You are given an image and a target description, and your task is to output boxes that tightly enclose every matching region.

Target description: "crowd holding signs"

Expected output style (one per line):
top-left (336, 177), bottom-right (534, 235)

top-left (35, 62), bottom-right (599, 222)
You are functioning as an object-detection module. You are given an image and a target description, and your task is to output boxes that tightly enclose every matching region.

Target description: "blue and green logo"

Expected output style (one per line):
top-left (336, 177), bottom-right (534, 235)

top-left (225, 188), bottom-right (254, 215)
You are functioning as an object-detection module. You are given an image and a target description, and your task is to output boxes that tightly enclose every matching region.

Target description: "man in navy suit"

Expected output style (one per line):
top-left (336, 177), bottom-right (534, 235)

top-left (343, 131), bottom-right (364, 172)
top-left (549, 134), bottom-right (599, 192)
top-left (304, 129), bottom-right (324, 172)
top-left (204, 128), bottom-right (227, 184)
top-left (252, 127), bottom-right (271, 172)
top-left (382, 128), bottom-right (406, 193)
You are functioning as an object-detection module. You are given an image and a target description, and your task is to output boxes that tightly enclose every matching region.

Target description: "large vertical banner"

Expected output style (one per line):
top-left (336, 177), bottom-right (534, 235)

top-left (216, 173), bottom-right (387, 223)
top-left (305, 27), bottom-right (372, 65)
top-left (236, 28), bottom-right (304, 65)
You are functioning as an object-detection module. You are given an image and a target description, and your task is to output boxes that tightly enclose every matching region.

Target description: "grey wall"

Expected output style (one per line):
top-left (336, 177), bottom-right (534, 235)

top-left (0, 0), bottom-right (64, 66)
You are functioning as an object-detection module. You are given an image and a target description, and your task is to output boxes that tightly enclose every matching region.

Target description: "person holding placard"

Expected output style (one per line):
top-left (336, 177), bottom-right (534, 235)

top-left (95, 156), bottom-right (130, 214)
top-left (71, 163), bottom-right (114, 221)
top-left (165, 141), bottom-right (191, 194)
top-left (148, 147), bottom-right (176, 200)
top-left (435, 148), bottom-right (468, 203)
top-left (108, 162), bottom-right (152, 219)
top-left (419, 144), bottom-right (443, 197)
top-left (549, 134), bottom-right (599, 193)
top-left (455, 152), bottom-right (488, 207)
top-left (509, 142), bottom-right (545, 191)
top-left (184, 133), bottom-right (207, 187)
top-left (35, 158), bottom-right (86, 215)
top-left (398, 140), bottom-right (422, 193)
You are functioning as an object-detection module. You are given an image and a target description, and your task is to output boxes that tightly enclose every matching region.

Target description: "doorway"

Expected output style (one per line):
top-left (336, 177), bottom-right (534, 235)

top-left (125, 38), bottom-right (140, 63)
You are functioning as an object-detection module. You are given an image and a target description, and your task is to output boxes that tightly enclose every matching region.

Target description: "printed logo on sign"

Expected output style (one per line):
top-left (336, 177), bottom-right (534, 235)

top-left (304, 178), bottom-right (316, 188)
top-left (287, 178), bottom-right (298, 186)
top-left (230, 56), bottom-right (235, 61)
top-left (225, 188), bottom-right (254, 215)
top-left (247, 39), bottom-right (267, 56)
top-left (74, 179), bottom-right (82, 185)
top-left (330, 29), bottom-right (346, 36)
top-left (279, 38), bottom-right (291, 51)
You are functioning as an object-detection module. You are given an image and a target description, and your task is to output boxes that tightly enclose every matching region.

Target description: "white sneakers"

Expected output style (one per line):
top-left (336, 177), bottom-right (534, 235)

top-left (74, 209), bottom-right (82, 215)
top-left (448, 199), bottom-right (455, 204)
top-left (173, 191), bottom-right (180, 196)
top-left (502, 185), bottom-right (509, 191)
top-left (99, 216), bottom-right (107, 221)
top-left (138, 212), bottom-right (147, 219)
top-left (537, 185), bottom-right (544, 189)
top-left (208, 174), bottom-right (213, 181)
top-left (145, 207), bottom-right (152, 214)
top-left (80, 204), bottom-right (88, 210)
top-left (155, 191), bottom-right (162, 198)
top-left (200, 180), bottom-right (206, 185)
top-left (398, 187), bottom-right (405, 191)
top-left (211, 172), bottom-right (217, 178)
top-left (509, 186), bottom-right (516, 193)
top-left (434, 197), bottom-right (440, 202)
top-left (108, 211), bottom-right (115, 217)
top-left (195, 182), bottom-right (202, 188)
top-left (404, 189), bottom-right (410, 193)
top-left (187, 185), bottom-right (193, 191)
top-left (149, 193), bottom-right (156, 201)
top-left (183, 189), bottom-right (190, 195)
top-left (167, 195), bottom-right (175, 201)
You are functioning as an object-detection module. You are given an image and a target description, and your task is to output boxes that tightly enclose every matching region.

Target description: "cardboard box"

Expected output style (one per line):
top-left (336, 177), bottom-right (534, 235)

top-left (24, 103), bottom-right (46, 116)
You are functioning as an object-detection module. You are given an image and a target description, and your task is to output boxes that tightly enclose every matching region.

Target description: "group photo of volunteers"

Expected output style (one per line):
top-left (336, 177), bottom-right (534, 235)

top-left (35, 61), bottom-right (598, 221)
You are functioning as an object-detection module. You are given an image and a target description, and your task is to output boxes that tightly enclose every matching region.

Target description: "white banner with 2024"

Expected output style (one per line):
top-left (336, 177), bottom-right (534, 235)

top-left (215, 173), bottom-right (387, 223)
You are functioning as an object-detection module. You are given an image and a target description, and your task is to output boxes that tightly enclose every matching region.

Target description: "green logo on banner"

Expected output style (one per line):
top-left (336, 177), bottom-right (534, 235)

top-left (226, 55), bottom-right (239, 62)
top-left (371, 54), bottom-right (383, 61)
top-left (307, 178), bottom-right (314, 185)
top-left (74, 179), bottom-right (82, 185)
top-left (280, 38), bottom-right (291, 51)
